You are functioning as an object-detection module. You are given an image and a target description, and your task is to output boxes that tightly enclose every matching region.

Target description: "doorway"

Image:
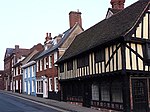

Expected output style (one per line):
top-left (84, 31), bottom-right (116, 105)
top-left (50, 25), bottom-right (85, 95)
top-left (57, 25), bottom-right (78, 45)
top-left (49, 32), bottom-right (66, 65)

top-left (132, 79), bottom-right (149, 112)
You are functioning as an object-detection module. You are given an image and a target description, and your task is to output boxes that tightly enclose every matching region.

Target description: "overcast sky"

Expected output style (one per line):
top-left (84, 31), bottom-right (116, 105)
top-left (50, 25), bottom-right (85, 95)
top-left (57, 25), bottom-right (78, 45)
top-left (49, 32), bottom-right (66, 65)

top-left (0, 0), bottom-right (136, 70)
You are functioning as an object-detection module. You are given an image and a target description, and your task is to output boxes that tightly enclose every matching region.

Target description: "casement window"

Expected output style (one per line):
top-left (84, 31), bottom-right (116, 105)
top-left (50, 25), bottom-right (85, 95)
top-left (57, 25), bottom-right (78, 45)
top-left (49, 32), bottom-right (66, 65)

top-left (16, 80), bottom-right (18, 90)
top-left (24, 69), bottom-right (26, 78)
top-left (60, 63), bottom-right (64, 73)
top-left (16, 67), bottom-right (18, 76)
top-left (36, 80), bottom-right (43, 93)
top-left (49, 78), bottom-right (52, 91)
top-left (100, 82), bottom-right (110, 101)
top-left (95, 49), bottom-right (104, 63)
top-left (77, 54), bottom-right (89, 68)
top-left (20, 80), bottom-right (22, 93)
top-left (40, 59), bottom-right (43, 71)
top-left (54, 52), bottom-right (58, 63)
top-left (92, 83), bottom-right (99, 101)
top-left (28, 67), bottom-right (30, 78)
top-left (67, 60), bottom-right (73, 71)
top-left (32, 65), bottom-right (34, 77)
top-left (32, 80), bottom-right (35, 92)
top-left (111, 82), bottom-right (123, 103)
top-left (44, 57), bottom-right (48, 70)
top-left (54, 77), bottom-right (58, 92)
top-left (49, 55), bottom-right (52, 68)
top-left (24, 81), bottom-right (27, 92)
top-left (36, 61), bottom-right (39, 72)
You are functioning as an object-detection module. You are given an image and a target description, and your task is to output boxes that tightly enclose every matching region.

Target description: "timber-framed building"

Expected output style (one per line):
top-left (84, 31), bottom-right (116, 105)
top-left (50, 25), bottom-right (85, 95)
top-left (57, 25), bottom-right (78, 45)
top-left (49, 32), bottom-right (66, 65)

top-left (57, 0), bottom-right (150, 112)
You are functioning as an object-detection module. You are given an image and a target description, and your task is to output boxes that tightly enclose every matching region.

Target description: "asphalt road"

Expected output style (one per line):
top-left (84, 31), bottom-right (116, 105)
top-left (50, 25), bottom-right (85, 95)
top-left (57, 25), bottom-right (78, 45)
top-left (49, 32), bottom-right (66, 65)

top-left (0, 92), bottom-right (62, 112)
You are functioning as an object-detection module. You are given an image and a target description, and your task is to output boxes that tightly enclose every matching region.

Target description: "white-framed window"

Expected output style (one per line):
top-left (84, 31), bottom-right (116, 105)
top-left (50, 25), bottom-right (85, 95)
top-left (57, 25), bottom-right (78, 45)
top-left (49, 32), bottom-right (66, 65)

top-left (36, 61), bottom-right (39, 72)
top-left (20, 79), bottom-right (22, 93)
top-left (44, 57), bottom-right (48, 70)
top-left (36, 80), bottom-right (43, 93)
top-left (92, 83), bottom-right (99, 101)
top-left (54, 77), bottom-right (58, 92)
top-left (40, 59), bottom-right (43, 71)
top-left (16, 80), bottom-right (18, 90)
top-left (54, 52), bottom-right (57, 63)
top-left (101, 82), bottom-right (110, 101)
top-left (28, 67), bottom-right (30, 78)
top-left (49, 78), bottom-right (52, 91)
top-left (16, 67), bottom-right (18, 76)
top-left (32, 80), bottom-right (35, 92)
top-left (49, 55), bottom-right (52, 68)
top-left (24, 69), bottom-right (26, 78)
top-left (24, 81), bottom-right (27, 92)
top-left (32, 66), bottom-right (34, 77)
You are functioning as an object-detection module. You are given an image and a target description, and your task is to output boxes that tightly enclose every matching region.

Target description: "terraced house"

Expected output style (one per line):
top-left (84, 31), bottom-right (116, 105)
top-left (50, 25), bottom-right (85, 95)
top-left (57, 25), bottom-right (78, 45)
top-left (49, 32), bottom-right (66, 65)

top-left (57, 0), bottom-right (150, 112)
top-left (35, 11), bottom-right (83, 100)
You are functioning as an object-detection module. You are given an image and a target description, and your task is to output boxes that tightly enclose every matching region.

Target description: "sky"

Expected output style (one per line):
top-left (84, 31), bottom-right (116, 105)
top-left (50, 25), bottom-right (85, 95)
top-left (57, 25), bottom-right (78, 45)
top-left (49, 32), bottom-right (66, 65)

top-left (0, 0), bottom-right (136, 70)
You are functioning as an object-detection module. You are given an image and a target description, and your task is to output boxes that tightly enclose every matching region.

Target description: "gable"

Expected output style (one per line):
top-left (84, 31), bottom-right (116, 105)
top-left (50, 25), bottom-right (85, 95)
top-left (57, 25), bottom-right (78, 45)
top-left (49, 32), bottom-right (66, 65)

top-left (131, 6), bottom-right (150, 39)
top-left (22, 50), bottom-right (38, 65)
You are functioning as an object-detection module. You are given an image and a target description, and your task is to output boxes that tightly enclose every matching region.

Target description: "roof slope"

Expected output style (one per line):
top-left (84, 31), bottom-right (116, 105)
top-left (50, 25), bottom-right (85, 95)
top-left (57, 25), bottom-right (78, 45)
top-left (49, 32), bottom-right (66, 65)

top-left (35, 23), bottom-right (82, 60)
top-left (58, 0), bottom-right (149, 62)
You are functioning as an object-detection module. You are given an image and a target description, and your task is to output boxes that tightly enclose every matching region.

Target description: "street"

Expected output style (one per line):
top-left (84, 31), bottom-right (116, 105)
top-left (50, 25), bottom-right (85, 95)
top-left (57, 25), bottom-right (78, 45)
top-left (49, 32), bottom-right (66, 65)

top-left (0, 92), bottom-right (63, 112)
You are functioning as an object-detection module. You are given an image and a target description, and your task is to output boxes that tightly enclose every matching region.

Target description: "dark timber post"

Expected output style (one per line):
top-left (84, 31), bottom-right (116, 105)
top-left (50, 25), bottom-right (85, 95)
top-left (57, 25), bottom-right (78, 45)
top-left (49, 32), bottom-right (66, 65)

top-left (121, 41), bottom-right (131, 112)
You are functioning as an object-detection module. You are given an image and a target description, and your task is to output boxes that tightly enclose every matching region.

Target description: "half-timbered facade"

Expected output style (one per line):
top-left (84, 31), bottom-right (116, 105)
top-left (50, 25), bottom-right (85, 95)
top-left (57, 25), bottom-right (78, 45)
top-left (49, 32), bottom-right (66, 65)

top-left (57, 0), bottom-right (150, 112)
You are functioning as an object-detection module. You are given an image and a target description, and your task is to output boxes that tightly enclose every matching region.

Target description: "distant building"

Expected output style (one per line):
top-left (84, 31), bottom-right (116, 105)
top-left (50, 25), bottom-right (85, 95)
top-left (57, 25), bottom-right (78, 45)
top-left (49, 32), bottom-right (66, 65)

top-left (4, 45), bottom-right (30, 91)
top-left (13, 44), bottom-right (43, 93)
top-left (57, 0), bottom-right (150, 112)
top-left (0, 70), bottom-right (4, 90)
top-left (22, 43), bottom-right (43, 96)
top-left (35, 11), bottom-right (84, 100)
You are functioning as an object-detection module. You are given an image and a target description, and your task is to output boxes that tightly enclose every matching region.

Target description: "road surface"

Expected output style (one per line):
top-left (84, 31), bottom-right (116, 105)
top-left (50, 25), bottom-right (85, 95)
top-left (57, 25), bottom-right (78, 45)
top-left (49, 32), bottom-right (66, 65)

top-left (0, 92), bottom-right (64, 112)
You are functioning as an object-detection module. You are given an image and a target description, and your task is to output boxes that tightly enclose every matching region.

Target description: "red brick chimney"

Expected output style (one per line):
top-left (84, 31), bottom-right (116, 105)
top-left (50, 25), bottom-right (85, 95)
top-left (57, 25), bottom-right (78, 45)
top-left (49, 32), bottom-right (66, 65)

top-left (44, 33), bottom-right (53, 50)
top-left (110, 0), bottom-right (125, 10)
top-left (69, 10), bottom-right (82, 28)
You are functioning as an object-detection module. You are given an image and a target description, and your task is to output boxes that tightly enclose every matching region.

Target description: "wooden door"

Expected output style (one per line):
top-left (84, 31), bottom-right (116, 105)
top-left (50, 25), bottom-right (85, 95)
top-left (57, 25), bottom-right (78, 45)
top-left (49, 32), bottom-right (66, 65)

top-left (83, 82), bottom-right (91, 107)
top-left (132, 79), bottom-right (149, 112)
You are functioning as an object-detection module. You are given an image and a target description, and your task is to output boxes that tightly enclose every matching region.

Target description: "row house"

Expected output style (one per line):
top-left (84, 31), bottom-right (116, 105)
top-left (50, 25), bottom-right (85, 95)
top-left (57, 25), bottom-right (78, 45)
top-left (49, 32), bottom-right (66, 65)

top-left (13, 44), bottom-right (43, 93)
top-left (4, 45), bottom-right (30, 91)
top-left (57, 0), bottom-right (150, 112)
top-left (22, 44), bottom-right (43, 96)
top-left (34, 11), bottom-right (84, 100)
top-left (0, 70), bottom-right (4, 90)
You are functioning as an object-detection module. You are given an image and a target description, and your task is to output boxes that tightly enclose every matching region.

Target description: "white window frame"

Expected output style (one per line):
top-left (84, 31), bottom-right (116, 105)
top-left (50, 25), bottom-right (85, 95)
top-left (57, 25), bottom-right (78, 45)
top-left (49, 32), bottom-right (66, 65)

top-left (40, 59), bottom-right (42, 71)
top-left (32, 65), bottom-right (34, 77)
top-left (54, 52), bottom-right (57, 63)
top-left (28, 67), bottom-right (30, 78)
top-left (36, 61), bottom-right (39, 72)
top-left (36, 80), bottom-right (43, 94)
top-left (16, 80), bottom-right (18, 90)
top-left (24, 81), bottom-right (27, 92)
top-left (32, 80), bottom-right (35, 92)
top-left (54, 77), bottom-right (58, 92)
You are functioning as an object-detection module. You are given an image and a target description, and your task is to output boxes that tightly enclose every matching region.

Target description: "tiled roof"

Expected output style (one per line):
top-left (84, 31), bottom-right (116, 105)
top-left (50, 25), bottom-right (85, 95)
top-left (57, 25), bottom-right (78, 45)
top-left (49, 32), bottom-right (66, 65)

top-left (58, 0), bottom-right (149, 62)
top-left (35, 23), bottom-right (80, 60)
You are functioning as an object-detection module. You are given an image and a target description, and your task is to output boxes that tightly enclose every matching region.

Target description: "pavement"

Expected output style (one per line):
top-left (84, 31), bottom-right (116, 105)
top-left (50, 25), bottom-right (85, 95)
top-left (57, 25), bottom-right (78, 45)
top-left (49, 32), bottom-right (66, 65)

top-left (1, 90), bottom-right (100, 112)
